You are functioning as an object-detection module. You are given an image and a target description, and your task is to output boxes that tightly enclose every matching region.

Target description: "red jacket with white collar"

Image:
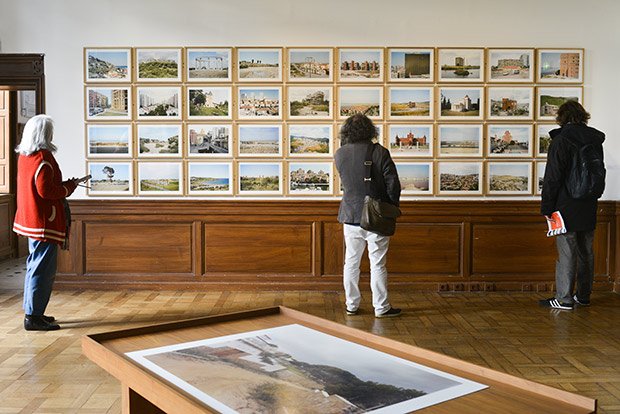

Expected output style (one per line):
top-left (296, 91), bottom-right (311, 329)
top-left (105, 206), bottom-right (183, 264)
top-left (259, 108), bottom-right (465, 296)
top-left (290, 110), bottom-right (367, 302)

top-left (13, 150), bottom-right (77, 245)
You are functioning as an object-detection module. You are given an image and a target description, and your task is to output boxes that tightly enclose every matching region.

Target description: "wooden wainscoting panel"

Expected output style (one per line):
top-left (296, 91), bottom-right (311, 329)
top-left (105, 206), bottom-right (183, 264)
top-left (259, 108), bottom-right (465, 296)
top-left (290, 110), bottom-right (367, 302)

top-left (322, 222), bottom-right (344, 276)
top-left (84, 223), bottom-right (193, 274)
top-left (593, 221), bottom-right (610, 275)
top-left (0, 198), bottom-right (11, 258)
top-left (204, 223), bottom-right (313, 274)
top-left (472, 223), bottom-right (556, 275)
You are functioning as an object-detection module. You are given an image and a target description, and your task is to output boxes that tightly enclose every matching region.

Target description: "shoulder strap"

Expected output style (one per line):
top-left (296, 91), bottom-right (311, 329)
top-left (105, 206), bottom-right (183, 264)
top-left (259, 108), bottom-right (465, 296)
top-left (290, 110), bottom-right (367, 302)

top-left (364, 143), bottom-right (376, 196)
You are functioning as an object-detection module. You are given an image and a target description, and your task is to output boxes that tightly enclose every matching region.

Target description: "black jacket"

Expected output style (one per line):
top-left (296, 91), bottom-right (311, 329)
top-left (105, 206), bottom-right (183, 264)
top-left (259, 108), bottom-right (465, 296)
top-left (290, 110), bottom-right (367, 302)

top-left (541, 123), bottom-right (605, 232)
top-left (335, 142), bottom-right (401, 224)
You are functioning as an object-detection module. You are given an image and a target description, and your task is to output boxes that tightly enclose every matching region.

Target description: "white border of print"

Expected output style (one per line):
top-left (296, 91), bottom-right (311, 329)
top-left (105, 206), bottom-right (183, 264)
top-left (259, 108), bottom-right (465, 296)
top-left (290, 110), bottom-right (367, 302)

top-left (437, 124), bottom-right (483, 158)
top-left (388, 48), bottom-right (435, 82)
top-left (388, 87), bottom-right (434, 120)
top-left (85, 48), bottom-right (131, 83)
top-left (337, 86), bottom-right (383, 120)
top-left (486, 48), bottom-right (534, 83)
top-left (535, 161), bottom-right (546, 195)
top-left (237, 48), bottom-right (282, 82)
top-left (86, 161), bottom-right (134, 196)
top-left (537, 49), bottom-right (583, 83)
top-left (86, 86), bottom-right (132, 121)
top-left (396, 162), bottom-right (433, 195)
top-left (186, 86), bottom-right (232, 120)
top-left (137, 161), bottom-right (183, 196)
top-left (536, 87), bottom-right (583, 121)
top-left (187, 162), bottom-right (233, 195)
top-left (288, 124), bottom-right (333, 158)
top-left (438, 48), bottom-right (485, 82)
top-left (288, 162), bottom-right (333, 194)
top-left (186, 48), bottom-right (232, 82)
top-left (287, 86), bottom-right (333, 120)
top-left (287, 48), bottom-right (333, 82)
top-left (237, 162), bottom-right (283, 195)
top-left (437, 86), bottom-right (484, 121)
top-left (437, 162), bottom-right (483, 195)
top-left (387, 124), bottom-right (434, 158)
top-left (487, 161), bottom-right (532, 195)
top-left (137, 124), bottom-right (182, 158)
top-left (338, 48), bottom-right (384, 82)
top-left (136, 86), bottom-right (182, 120)
top-left (486, 124), bottom-right (533, 158)
top-left (237, 86), bottom-right (282, 120)
top-left (535, 124), bottom-right (555, 158)
top-left (136, 48), bottom-right (182, 82)
top-left (186, 124), bottom-right (232, 158)
top-left (86, 124), bottom-right (132, 158)
top-left (486, 87), bottom-right (534, 120)
top-left (237, 124), bottom-right (282, 157)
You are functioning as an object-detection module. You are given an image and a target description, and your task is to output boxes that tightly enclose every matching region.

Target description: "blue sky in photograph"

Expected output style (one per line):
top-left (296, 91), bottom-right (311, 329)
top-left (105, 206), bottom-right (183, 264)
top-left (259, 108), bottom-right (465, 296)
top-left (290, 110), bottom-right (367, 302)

top-left (440, 51), bottom-right (481, 66)
top-left (238, 50), bottom-right (279, 64)
top-left (239, 163), bottom-right (279, 177)
top-left (239, 126), bottom-right (280, 142)
top-left (138, 50), bottom-right (178, 63)
top-left (290, 50), bottom-right (330, 64)
top-left (391, 88), bottom-right (431, 103)
top-left (140, 162), bottom-right (180, 180)
top-left (90, 163), bottom-right (130, 181)
top-left (340, 50), bottom-right (381, 63)
top-left (89, 51), bottom-right (128, 67)
top-left (89, 126), bottom-right (129, 142)
top-left (489, 88), bottom-right (531, 102)
top-left (396, 164), bottom-right (429, 179)
top-left (340, 88), bottom-right (380, 105)
top-left (139, 87), bottom-right (179, 103)
top-left (440, 163), bottom-right (480, 176)
top-left (189, 163), bottom-right (229, 178)
top-left (289, 125), bottom-right (331, 139)
top-left (490, 163), bottom-right (529, 177)
top-left (390, 126), bottom-right (431, 139)
top-left (239, 88), bottom-right (279, 100)
top-left (440, 126), bottom-right (481, 142)
top-left (440, 88), bottom-right (481, 101)
top-left (540, 52), bottom-right (561, 70)
top-left (189, 87), bottom-right (230, 102)
top-left (390, 50), bottom-right (430, 67)
top-left (139, 125), bottom-right (180, 140)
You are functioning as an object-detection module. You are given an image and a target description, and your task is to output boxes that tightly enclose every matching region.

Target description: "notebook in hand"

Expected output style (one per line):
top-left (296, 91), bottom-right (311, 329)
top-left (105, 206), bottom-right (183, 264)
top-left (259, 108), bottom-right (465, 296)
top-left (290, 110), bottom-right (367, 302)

top-left (546, 211), bottom-right (567, 237)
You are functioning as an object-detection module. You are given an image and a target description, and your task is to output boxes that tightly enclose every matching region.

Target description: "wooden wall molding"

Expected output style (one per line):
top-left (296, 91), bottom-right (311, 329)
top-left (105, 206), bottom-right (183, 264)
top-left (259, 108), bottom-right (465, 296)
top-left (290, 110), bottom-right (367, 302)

top-left (55, 200), bottom-right (618, 292)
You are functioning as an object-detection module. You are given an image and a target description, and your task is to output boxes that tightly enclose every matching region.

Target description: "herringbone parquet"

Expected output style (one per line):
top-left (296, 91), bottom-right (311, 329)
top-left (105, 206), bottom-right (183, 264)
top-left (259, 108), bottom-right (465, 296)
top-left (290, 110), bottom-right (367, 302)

top-left (0, 258), bottom-right (618, 413)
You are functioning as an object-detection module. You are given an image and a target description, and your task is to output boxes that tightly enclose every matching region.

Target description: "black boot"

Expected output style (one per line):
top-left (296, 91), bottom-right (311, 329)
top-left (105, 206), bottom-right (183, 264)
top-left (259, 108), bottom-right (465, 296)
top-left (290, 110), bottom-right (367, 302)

top-left (24, 315), bottom-right (60, 331)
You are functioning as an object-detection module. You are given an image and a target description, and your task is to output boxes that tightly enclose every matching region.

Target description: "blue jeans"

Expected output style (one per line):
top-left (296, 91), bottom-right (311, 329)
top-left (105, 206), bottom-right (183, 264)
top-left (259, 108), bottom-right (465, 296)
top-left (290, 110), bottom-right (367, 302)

top-left (23, 239), bottom-right (58, 316)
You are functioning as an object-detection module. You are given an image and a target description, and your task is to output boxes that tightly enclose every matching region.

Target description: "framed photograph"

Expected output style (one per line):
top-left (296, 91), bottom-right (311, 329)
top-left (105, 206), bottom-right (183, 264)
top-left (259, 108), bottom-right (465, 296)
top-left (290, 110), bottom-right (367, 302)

top-left (438, 124), bottom-right (483, 157)
top-left (487, 49), bottom-right (534, 82)
top-left (438, 87), bottom-right (483, 120)
top-left (438, 48), bottom-right (484, 82)
top-left (288, 162), bottom-right (332, 194)
top-left (136, 48), bottom-right (181, 82)
top-left (137, 125), bottom-right (181, 158)
top-left (396, 162), bottom-right (433, 195)
top-left (536, 124), bottom-right (556, 157)
top-left (388, 87), bottom-right (433, 119)
top-left (86, 124), bottom-right (132, 157)
top-left (288, 48), bottom-right (333, 81)
top-left (287, 86), bottom-right (332, 119)
top-left (537, 87), bottom-right (583, 120)
top-left (86, 87), bottom-right (131, 120)
top-left (537, 49), bottom-right (583, 83)
top-left (388, 48), bottom-right (434, 82)
top-left (338, 87), bottom-right (383, 120)
top-left (136, 87), bottom-right (181, 120)
top-left (187, 86), bottom-right (231, 119)
top-left (288, 124), bottom-right (333, 157)
top-left (238, 124), bottom-right (282, 157)
top-left (186, 48), bottom-right (231, 82)
top-left (438, 162), bottom-right (482, 195)
top-left (187, 162), bottom-right (233, 195)
top-left (238, 162), bottom-right (282, 195)
top-left (338, 48), bottom-right (383, 81)
top-left (138, 162), bottom-right (183, 195)
top-left (487, 124), bottom-right (533, 157)
top-left (487, 162), bottom-right (532, 195)
top-left (187, 124), bottom-right (232, 157)
top-left (536, 161), bottom-right (546, 195)
top-left (487, 87), bottom-right (533, 120)
top-left (85, 48), bottom-right (131, 82)
top-left (237, 48), bottom-right (282, 81)
top-left (87, 162), bottom-right (133, 196)
top-left (238, 87), bottom-right (282, 119)
top-left (388, 124), bottom-right (433, 157)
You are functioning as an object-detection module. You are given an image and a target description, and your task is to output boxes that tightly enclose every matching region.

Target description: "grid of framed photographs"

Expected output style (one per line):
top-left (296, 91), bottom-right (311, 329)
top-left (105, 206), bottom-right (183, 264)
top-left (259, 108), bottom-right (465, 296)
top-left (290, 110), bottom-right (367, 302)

top-left (83, 46), bottom-right (584, 197)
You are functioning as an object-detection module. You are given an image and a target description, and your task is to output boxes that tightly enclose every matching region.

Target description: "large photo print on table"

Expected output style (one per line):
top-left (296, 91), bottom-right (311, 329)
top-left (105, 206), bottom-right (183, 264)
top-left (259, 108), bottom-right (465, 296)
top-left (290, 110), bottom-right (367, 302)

top-left (126, 324), bottom-right (486, 414)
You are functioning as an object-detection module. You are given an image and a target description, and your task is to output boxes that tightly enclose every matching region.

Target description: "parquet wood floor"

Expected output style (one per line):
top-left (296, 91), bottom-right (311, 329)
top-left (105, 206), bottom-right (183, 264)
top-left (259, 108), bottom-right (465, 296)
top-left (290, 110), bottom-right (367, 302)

top-left (0, 258), bottom-right (618, 413)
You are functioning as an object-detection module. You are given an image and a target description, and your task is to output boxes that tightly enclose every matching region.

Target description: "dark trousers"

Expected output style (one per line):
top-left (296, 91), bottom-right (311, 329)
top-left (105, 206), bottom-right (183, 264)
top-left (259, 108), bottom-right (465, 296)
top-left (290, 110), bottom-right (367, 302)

top-left (555, 230), bottom-right (595, 303)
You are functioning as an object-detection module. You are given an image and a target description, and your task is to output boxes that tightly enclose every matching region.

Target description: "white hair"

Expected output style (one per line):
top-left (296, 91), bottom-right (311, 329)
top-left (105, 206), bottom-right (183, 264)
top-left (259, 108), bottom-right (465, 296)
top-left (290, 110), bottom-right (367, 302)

top-left (15, 114), bottom-right (57, 155)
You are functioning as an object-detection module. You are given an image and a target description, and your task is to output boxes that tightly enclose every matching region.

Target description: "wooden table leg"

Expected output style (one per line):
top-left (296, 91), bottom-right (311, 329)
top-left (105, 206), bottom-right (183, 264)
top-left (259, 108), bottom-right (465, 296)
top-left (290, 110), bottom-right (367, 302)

top-left (122, 384), bottom-right (166, 414)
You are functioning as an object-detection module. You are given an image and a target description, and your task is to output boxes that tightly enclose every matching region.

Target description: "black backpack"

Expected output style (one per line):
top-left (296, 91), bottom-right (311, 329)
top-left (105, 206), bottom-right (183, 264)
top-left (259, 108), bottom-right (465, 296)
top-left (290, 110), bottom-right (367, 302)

top-left (566, 138), bottom-right (606, 199)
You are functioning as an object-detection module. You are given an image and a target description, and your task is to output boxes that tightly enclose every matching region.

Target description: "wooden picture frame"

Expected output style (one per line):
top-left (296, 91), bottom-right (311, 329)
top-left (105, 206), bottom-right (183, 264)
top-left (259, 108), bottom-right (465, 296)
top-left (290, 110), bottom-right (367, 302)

top-left (537, 86), bottom-right (583, 121)
top-left (237, 48), bottom-right (283, 82)
top-left (388, 48), bottom-right (434, 82)
top-left (388, 87), bottom-right (434, 120)
top-left (437, 161), bottom-right (483, 195)
top-left (287, 48), bottom-right (333, 82)
top-left (438, 48), bottom-right (485, 82)
top-left (137, 124), bottom-right (182, 158)
top-left (396, 162), bottom-right (433, 195)
top-left (487, 48), bottom-right (534, 83)
top-left (85, 86), bottom-right (131, 121)
top-left (186, 48), bottom-right (232, 82)
top-left (487, 161), bottom-right (533, 195)
top-left (287, 124), bottom-right (333, 157)
top-left (186, 86), bottom-right (232, 120)
top-left (487, 124), bottom-right (533, 158)
top-left (137, 161), bottom-right (183, 195)
top-left (387, 124), bottom-right (434, 158)
top-left (337, 86), bottom-right (383, 120)
top-left (136, 48), bottom-right (182, 82)
top-left (86, 161), bottom-right (134, 196)
top-left (186, 124), bottom-right (232, 158)
top-left (187, 162), bottom-right (233, 195)
top-left (86, 124), bottom-right (133, 158)
top-left (287, 86), bottom-right (333, 120)
top-left (487, 87), bottom-right (534, 120)
top-left (338, 48), bottom-right (384, 82)
top-left (438, 87), bottom-right (484, 120)
top-left (237, 86), bottom-right (282, 119)
top-left (287, 161), bottom-right (333, 195)
top-left (237, 124), bottom-right (282, 157)
top-left (537, 48), bottom-right (584, 83)
top-left (535, 124), bottom-right (556, 158)
top-left (85, 47), bottom-right (132, 83)
top-left (438, 124), bottom-right (483, 158)
top-left (136, 86), bottom-right (182, 120)
top-left (238, 162), bottom-right (283, 195)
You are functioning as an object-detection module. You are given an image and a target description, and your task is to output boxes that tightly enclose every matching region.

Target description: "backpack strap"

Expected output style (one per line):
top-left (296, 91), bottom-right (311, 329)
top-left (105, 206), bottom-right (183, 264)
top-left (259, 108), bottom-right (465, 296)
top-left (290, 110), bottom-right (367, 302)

top-left (364, 143), bottom-right (376, 197)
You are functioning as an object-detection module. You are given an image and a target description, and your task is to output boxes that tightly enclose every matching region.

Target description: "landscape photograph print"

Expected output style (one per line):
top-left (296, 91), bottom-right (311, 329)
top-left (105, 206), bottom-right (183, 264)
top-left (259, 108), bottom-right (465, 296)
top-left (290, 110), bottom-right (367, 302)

top-left (188, 163), bottom-right (232, 195)
top-left (238, 87), bottom-right (281, 118)
top-left (138, 162), bottom-right (182, 195)
top-left (536, 162), bottom-right (546, 194)
top-left (87, 162), bottom-right (132, 195)
top-left (85, 48), bottom-right (130, 82)
top-left (388, 125), bottom-right (433, 157)
top-left (289, 162), bottom-right (332, 193)
top-left (238, 125), bottom-right (281, 156)
top-left (389, 48), bottom-right (434, 81)
top-left (86, 124), bottom-right (131, 157)
top-left (536, 124), bottom-right (555, 157)
top-left (537, 87), bottom-right (582, 120)
top-left (136, 48), bottom-right (181, 81)
top-left (288, 87), bottom-right (332, 119)
top-left (487, 49), bottom-right (533, 82)
top-left (388, 87), bottom-right (433, 119)
top-left (288, 49), bottom-right (332, 81)
top-left (537, 49), bottom-right (583, 83)
top-left (238, 163), bottom-right (282, 194)
top-left (487, 87), bottom-right (533, 120)
top-left (438, 87), bottom-right (483, 119)
top-left (288, 125), bottom-right (332, 156)
top-left (487, 162), bottom-right (532, 194)
top-left (438, 48), bottom-right (484, 82)
top-left (187, 125), bottom-right (231, 156)
top-left (438, 125), bottom-right (482, 157)
top-left (338, 49), bottom-right (383, 81)
top-left (338, 87), bottom-right (382, 119)
top-left (125, 324), bottom-right (486, 414)
top-left (237, 48), bottom-right (282, 81)
top-left (137, 87), bottom-right (181, 120)
top-left (187, 48), bottom-right (231, 81)
top-left (187, 87), bottom-right (231, 119)
top-left (86, 87), bottom-right (130, 120)
top-left (396, 162), bottom-right (432, 194)
top-left (438, 162), bottom-right (482, 194)
top-left (487, 124), bottom-right (533, 157)
top-left (137, 125), bottom-right (181, 157)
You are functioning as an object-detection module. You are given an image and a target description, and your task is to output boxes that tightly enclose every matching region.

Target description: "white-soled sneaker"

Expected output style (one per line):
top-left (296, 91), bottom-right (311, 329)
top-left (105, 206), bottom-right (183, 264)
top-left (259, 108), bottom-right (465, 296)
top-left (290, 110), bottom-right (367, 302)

top-left (539, 297), bottom-right (573, 310)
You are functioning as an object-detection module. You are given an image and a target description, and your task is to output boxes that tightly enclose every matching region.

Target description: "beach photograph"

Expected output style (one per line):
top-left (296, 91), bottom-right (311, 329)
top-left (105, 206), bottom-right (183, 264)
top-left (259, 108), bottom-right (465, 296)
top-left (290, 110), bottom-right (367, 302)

top-left (87, 124), bottom-right (131, 157)
top-left (289, 125), bottom-right (331, 156)
top-left (188, 163), bottom-right (232, 194)
top-left (187, 48), bottom-right (230, 81)
top-left (88, 162), bottom-right (132, 195)
top-left (338, 87), bottom-right (382, 119)
top-left (238, 125), bottom-right (281, 156)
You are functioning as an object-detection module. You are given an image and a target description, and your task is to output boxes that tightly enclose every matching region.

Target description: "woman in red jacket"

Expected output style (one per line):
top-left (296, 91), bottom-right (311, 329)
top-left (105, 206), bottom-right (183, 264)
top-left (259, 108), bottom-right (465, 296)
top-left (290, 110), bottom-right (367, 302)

top-left (13, 115), bottom-right (79, 331)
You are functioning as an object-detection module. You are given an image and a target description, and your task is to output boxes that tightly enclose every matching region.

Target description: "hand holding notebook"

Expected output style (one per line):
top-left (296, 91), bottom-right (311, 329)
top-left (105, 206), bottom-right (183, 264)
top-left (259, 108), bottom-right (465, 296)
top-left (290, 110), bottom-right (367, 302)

top-left (545, 211), bottom-right (567, 237)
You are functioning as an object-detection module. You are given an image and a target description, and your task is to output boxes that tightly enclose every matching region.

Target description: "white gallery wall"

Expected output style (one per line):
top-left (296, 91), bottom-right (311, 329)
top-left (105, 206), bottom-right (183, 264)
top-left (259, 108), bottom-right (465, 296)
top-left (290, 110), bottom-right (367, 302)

top-left (0, 0), bottom-right (618, 199)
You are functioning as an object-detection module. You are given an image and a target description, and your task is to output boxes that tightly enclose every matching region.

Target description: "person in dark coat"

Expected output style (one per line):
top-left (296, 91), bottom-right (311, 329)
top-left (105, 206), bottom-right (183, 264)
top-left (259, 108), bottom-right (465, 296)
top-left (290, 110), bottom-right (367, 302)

top-left (335, 114), bottom-right (402, 318)
top-left (539, 101), bottom-right (605, 310)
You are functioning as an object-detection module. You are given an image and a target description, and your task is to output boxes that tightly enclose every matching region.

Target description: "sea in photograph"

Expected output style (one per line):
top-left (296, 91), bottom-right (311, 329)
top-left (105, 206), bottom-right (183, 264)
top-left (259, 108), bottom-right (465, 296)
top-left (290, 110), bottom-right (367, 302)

top-left (190, 177), bottom-right (229, 192)
top-left (440, 68), bottom-right (480, 79)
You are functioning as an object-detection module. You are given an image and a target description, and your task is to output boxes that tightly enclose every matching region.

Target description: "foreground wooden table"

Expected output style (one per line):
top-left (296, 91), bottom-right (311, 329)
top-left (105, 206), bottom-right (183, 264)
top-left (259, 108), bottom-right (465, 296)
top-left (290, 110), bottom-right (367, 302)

top-left (82, 306), bottom-right (596, 413)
